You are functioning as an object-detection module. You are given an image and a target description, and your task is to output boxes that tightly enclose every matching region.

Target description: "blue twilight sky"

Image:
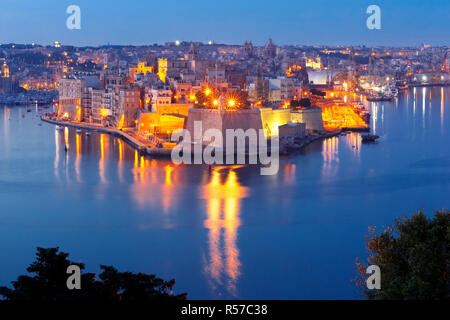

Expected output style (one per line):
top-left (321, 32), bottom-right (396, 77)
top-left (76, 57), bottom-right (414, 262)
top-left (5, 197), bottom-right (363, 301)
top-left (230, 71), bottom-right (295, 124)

top-left (0, 0), bottom-right (449, 47)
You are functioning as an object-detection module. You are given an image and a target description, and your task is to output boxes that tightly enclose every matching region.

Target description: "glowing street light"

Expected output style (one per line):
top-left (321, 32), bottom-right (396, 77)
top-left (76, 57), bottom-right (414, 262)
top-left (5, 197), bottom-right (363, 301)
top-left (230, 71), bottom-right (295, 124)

top-left (213, 100), bottom-right (218, 106)
top-left (205, 88), bottom-right (211, 96)
top-left (228, 99), bottom-right (235, 107)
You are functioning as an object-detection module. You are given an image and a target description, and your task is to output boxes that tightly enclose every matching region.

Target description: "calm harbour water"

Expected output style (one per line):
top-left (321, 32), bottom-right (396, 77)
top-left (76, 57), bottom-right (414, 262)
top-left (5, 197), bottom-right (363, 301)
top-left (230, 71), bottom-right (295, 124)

top-left (1, 87), bottom-right (449, 299)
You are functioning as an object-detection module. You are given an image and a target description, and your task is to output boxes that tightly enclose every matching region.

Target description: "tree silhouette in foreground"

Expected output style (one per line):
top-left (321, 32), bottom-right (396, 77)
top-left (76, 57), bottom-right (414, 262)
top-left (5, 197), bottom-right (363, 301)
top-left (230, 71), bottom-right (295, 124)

top-left (0, 247), bottom-right (187, 301)
top-left (355, 210), bottom-right (449, 300)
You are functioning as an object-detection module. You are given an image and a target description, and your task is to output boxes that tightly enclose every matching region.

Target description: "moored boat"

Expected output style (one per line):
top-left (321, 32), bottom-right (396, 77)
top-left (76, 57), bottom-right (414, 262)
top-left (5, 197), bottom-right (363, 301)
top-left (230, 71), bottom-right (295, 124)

top-left (361, 134), bottom-right (379, 143)
top-left (367, 94), bottom-right (393, 102)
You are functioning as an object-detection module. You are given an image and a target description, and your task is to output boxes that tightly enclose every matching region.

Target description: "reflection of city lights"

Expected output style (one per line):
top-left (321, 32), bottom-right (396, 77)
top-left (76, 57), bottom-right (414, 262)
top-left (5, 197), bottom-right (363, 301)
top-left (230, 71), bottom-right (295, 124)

top-left (201, 167), bottom-right (249, 296)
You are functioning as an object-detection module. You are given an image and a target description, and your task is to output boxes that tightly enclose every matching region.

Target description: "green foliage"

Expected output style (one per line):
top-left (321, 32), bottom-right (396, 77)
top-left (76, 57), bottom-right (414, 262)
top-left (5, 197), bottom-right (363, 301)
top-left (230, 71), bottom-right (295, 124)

top-left (299, 98), bottom-right (311, 108)
top-left (194, 88), bottom-right (250, 109)
top-left (356, 210), bottom-right (449, 300)
top-left (0, 247), bottom-right (187, 301)
top-left (290, 100), bottom-right (300, 108)
top-left (290, 98), bottom-right (311, 109)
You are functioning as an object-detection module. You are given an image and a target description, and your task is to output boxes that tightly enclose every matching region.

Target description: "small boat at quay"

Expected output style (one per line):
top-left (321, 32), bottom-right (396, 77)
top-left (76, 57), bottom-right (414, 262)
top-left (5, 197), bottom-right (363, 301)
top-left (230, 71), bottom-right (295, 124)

top-left (361, 134), bottom-right (379, 143)
top-left (367, 93), bottom-right (393, 102)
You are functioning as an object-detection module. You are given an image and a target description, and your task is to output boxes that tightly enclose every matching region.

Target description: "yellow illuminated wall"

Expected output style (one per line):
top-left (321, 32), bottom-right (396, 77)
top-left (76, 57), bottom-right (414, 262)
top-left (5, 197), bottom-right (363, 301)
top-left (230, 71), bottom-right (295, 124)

top-left (305, 57), bottom-right (322, 70)
top-left (158, 58), bottom-right (168, 83)
top-left (137, 104), bottom-right (191, 136)
top-left (1, 61), bottom-right (10, 78)
top-left (259, 108), bottom-right (292, 137)
top-left (130, 62), bottom-right (155, 82)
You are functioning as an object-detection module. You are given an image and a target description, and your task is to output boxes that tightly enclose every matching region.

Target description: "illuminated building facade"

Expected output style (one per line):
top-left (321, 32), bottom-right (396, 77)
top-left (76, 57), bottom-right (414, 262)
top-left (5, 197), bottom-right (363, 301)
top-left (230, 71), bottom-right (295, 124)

top-left (158, 58), bottom-right (167, 83)
top-left (58, 78), bottom-right (85, 121)
top-left (174, 81), bottom-right (193, 103)
top-left (305, 57), bottom-right (323, 70)
top-left (0, 59), bottom-right (12, 94)
top-left (151, 88), bottom-right (172, 109)
top-left (1, 60), bottom-right (10, 78)
top-left (118, 85), bottom-right (141, 128)
top-left (129, 62), bottom-right (155, 83)
top-left (158, 58), bottom-right (190, 83)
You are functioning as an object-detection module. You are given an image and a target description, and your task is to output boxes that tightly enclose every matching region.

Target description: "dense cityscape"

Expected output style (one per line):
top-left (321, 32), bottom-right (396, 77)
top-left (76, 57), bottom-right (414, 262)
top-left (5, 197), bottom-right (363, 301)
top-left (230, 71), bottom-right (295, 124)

top-left (1, 6), bottom-right (449, 304)
top-left (1, 40), bottom-right (448, 155)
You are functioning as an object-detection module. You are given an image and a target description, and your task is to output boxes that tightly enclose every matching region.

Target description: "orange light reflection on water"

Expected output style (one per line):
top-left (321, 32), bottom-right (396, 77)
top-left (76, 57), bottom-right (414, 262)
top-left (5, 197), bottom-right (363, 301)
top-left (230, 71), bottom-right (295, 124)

top-left (118, 139), bottom-right (124, 182)
top-left (441, 88), bottom-right (445, 133)
top-left (131, 156), bottom-right (179, 214)
top-left (75, 133), bottom-right (81, 182)
top-left (99, 134), bottom-right (106, 183)
top-left (200, 166), bottom-right (249, 296)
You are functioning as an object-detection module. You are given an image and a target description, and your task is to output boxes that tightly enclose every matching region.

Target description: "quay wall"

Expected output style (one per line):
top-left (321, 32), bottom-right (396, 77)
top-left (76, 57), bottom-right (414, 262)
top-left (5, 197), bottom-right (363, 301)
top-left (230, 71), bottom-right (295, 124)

top-left (41, 115), bottom-right (172, 156)
top-left (291, 107), bottom-right (324, 132)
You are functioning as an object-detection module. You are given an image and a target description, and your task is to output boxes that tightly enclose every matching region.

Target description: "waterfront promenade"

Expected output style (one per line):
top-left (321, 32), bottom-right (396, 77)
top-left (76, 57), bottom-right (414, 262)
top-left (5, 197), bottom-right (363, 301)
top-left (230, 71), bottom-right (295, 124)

top-left (40, 114), bottom-right (173, 156)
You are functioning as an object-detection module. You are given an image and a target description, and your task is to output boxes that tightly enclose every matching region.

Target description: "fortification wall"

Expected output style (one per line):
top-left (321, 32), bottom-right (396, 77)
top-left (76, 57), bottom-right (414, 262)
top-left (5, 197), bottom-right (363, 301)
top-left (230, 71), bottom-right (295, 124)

top-left (184, 109), bottom-right (223, 145)
top-left (291, 107), bottom-right (324, 131)
top-left (185, 109), bottom-right (263, 147)
top-left (259, 108), bottom-right (291, 137)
